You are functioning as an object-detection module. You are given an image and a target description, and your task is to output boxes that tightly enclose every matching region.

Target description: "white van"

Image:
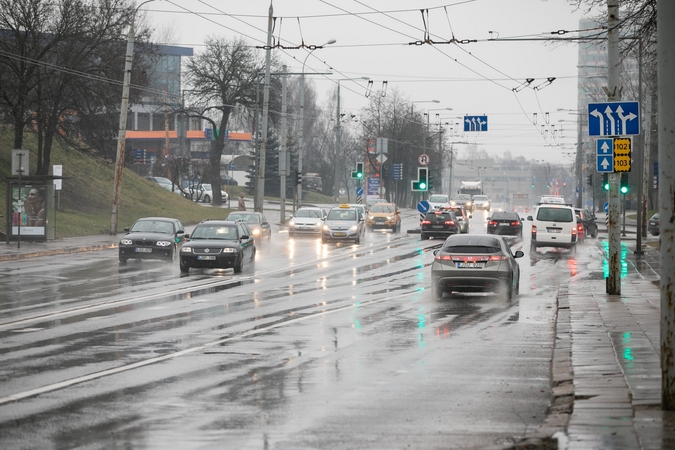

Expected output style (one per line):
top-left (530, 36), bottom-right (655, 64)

top-left (527, 204), bottom-right (577, 251)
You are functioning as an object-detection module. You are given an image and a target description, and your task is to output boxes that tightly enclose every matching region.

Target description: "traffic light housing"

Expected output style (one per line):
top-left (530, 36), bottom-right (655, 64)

top-left (602, 173), bottom-right (610, 191)
top-left (382, 165), bottom-right (390, 179)
top-left (351, 162), bottom-right (364, 179)
top-left (620, 173), bottom-right (629, 195)
top-left (428, 173), bottom-right (434, 190)
top-left (587, 174), bottom-right (593, 186)
top-left (295, 171), bottom-right (302, 185)
top-left (411, 167), bottom-right (428, 191)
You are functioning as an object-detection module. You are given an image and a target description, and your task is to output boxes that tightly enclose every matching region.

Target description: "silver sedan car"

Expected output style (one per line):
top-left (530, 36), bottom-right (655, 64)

top-left (430, 234), bottom-right (524, 300)
top-left (288, 207), bottom-right (326, 236)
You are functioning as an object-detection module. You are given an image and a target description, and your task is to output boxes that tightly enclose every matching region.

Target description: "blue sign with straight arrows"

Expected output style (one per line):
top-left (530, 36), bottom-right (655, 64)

top-left (596, 138), bottom-right (614, 173)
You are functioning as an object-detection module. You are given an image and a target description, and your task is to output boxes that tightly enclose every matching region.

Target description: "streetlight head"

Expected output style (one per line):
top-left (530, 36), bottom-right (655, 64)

top-left (325, 39), bottom-right (337, 45)
top-left (432, 100), bottom-right (440, 103)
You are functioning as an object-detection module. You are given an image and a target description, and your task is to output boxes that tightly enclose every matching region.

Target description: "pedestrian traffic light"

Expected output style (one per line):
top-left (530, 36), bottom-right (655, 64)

top-left (411, 167), bottom-right (428, 191)
top-left (295, 171), bottom-right (302, 185)
top-left (587, 174), bottom-right (593, 186)
top-left (351, 162), bottom-right (364, 179)
top-left (620, 173), bottom-right (629, 195)
top-left (602, 173), bottom-right (609, 191)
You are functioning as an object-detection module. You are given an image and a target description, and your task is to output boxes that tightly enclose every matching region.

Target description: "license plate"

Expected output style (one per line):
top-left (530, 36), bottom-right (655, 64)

top-left (334, 232), bottom-right (346, 237)
top-left (457, 262), bottom-right (483, 269)
top-left (197, 255), bottom-right (216, 260)
top-left (547, 228), bottom-right (561, 233)
top-left (135, 248), bottom-right (152, 253)
top-left (432, 225), bottom-right (445, 229)
top-left (499, 223), bottom-right (509, 226)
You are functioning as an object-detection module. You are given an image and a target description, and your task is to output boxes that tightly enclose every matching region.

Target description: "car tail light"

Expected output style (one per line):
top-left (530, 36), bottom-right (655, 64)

top-left (488, 221), bottom-right (497, 226)
top-left (511, 221), bottom-right (520, 226)
top-left (421, 220), bottom-right (431, 225)
top-left (444, 220), bottom-right (455, 226)
top-left (451, 255), bottom-right (490, 262)
top-left (435, 254), bottom-right (453, 260)
top-left (531, 225), bottom-right (537, 233)
top-left (488, 255), bottom-right (508, 261)
top-left (577, 223), bottom-right (584, 232)
top-left (572, 227), bottom-right (577, 236)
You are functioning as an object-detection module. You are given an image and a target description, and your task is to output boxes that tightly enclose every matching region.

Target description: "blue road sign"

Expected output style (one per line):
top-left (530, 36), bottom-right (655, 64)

top-left (604, 201), bottom-right (609, 214)
top-left (367, 178), bottom-right (380, 195)
top-left (588, 101), bottom-right (640, 136)
top-left (463, 115), bottom-right (488, 132)
top-left (392, 163), bottom-right (403, 181)
top-left (356, 186), bottom-right (364, 196)
top-left (596, 138), bottom-right (614, 173)
top-left (417, 201), bottom-right (430, 214)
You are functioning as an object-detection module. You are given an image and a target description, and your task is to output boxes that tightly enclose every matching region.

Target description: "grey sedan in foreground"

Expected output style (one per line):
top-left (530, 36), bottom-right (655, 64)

top-left (430, 234), bottom-right (524, 300)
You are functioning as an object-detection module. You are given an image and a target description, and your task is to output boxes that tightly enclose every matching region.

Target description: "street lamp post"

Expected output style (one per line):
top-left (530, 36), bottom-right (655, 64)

top-left (299, 39), bottom-right (335, 208)
top-left (557, 108), bottom-right (586, 209)
top-left (335, 76), bottom-right (369, 202)
top-left (111, 0), bottom-right (155, 235)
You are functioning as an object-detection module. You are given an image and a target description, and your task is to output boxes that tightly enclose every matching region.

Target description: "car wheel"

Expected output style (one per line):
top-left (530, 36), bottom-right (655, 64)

top-left (203, 194), bottom-right (211, 203)
top-left (355, 233), bottom-right (361, 244)
top-left (268, 231), bottom-right (271, 242)
top-left (179, 260), bottom-right (190, 273)
top-left (233, 255), bottom-right (244, 274)
top-left (515, 276), bottom-right (520, 295)
top-left (504, 278), bottom-right (513, 301)
top-left (166, 247), bottom-right (176, 263)
top-left (530, 242), bottom-right (537, 253)
top-left (119, 256), bottom-right (128, 264)
top-left (420, 233), bottom-right (427, 240)
top-left (431, 282), bottom-right (439, 299)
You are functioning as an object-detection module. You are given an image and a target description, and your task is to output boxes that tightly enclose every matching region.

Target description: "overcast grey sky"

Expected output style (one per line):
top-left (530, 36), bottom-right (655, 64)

top-left (147, 0), bottom-right (601, 165)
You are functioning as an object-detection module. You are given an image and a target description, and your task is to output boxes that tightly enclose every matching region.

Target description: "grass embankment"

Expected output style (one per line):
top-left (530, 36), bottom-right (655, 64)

top-left (0, 127), bottom-right (334, 238)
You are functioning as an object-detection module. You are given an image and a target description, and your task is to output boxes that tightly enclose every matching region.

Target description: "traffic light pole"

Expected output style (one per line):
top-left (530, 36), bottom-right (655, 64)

top-left (606, 0), bottom-right (621, 295)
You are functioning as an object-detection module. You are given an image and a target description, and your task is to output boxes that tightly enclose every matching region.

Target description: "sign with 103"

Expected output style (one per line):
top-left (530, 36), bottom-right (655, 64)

top-left (613, 137), bottom-right (631, 172)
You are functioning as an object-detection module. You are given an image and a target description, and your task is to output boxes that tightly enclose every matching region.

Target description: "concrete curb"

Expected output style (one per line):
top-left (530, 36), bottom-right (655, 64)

top-left (0, 243), bottom-right (118, 262)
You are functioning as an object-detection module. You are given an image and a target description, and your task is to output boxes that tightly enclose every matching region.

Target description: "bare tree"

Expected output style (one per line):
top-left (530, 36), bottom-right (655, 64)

top-left (183, 36), bottom-right (266, 206)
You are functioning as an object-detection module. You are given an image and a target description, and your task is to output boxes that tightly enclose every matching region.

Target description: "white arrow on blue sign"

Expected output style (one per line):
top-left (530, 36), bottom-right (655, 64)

top-left (588, 101), bottom-right (640, 136)
top-left (463, 115), bottom-right (488, 132)
top-left (596, 138), bottom-right (614, 173)
top-left (417, 201), bottom-right (430, 214)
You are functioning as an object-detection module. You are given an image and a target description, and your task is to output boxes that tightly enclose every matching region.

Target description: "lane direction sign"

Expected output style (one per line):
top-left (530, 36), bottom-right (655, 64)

top-left (463, 115), bottom-right (488, 132)
top-left (588, 101), bottom-right (640, 136)
top-left (597, 138), bottom-right (614, 173)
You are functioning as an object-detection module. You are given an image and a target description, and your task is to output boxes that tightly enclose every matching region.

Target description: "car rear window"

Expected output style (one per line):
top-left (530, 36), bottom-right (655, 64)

top-left (443, 245), bottom-right (501, 254)
top-left (492, 213), bottom-right (517, 220)
top-left (426, 212), bottom-right (454, 220)
top-left (537, 208), bottom-right (573, 222)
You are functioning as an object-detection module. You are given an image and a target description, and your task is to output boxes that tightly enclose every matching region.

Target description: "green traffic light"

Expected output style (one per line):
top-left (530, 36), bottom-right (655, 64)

top-left (603, 183), bottom-right (610, 191)
top-left (620, 186), bottom-right (628, 194)
top-left (356, 172), bottom-right (363, 179)
top-left (419, 182), bottom-right (426, 190)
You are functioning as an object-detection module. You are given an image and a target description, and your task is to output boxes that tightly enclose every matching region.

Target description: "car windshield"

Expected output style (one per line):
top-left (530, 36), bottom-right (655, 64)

top-left (444, 245), bottom-right (501, 254)
top-left (429, 195), bottom-right (448, 203)
top-left (129, 220), bottom-right (174, 234)
top-left (371, 205), bottom-right (394, 213)
top-left (295, 209), bottom-right (322, 218)
top-left (191, 225), bottom-right (237, 240)
top-left (228, 213), bottom-right (261, 224)
top-left (473, 196), bottom-right (488, 200)
top-left (537, 208), bottom-right (573, 222)
top-left (328, 209), bottom-right (356, 221)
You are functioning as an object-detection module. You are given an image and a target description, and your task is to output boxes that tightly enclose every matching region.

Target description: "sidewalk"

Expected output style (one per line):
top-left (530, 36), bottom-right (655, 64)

top-left (518, 238), bottom-right (675, 450)
top-left (0, 234), bottom-right (119, 262)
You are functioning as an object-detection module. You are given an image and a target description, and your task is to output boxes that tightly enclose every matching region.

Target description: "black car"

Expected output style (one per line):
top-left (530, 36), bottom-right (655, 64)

top-left (421, 210), bottom-right (459, 240)
top-left (179, 220), bottom-right (256, 273)
top-left (431, 234), bottom-right (524, 300)
top-left (487, 212), bottom-right (523, 237)
top-left (226, 212), bottom-right (272, 244)
top-left (648, 213), bottom-right (660, 236)
top-left (119, 217), bottom-right (185, 263)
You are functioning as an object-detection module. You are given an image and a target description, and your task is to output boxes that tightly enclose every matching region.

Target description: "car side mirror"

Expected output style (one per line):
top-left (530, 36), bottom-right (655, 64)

top-left (486, 217), bottom-right (490, 221)
top-left (184, 233), bottom-right (191, 239)
top-left (433, 249), bottom-right (439, 256)
top-left (527, 216), bottom-right (533, 221)
top-left (240, 235), bottom-right (250, 240)
top-left (514, 250), bottom-right (524, 258)
top-left (468, 215), bottom-right (473, 219)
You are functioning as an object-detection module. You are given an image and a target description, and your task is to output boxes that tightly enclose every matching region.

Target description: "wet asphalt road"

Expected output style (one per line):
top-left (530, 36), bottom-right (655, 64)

top-left (0, 208), bottom-right (594, 449)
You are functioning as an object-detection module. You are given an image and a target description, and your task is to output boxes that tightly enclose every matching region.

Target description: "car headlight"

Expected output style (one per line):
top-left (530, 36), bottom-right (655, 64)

top-left (349, 225), bottom-right (358, 232)
top-left (387, 216), bottom-right (393, 220)
top-left (323, 224), bottom-right (330, 231)
top-left (120, 239), bottom-right (133, 245)
top-left (252, 229), bottom-right (261, 235)
top-left (156, 240), bottom-right (172, 247)
top-left (289, 220), bottom-right (295, 226)
top-left (222, 248), bottom-right (237, 253)
top-left (181, 246), bottom-right (193, 253)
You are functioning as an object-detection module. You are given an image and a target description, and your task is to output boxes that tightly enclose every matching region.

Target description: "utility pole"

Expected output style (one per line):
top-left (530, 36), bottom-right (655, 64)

top-left (658, 0), bottom-right (675, 410)
top-left (255, 1), bottom-right (273, 213)
top-left (335, 81), bottom-right (341, 203)
top-left (634, 37), bottom-right (645, 256)
top-left (606, 0), bottom-right (621, 295)
top-left (280, 66), bottom-right (288, 224)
